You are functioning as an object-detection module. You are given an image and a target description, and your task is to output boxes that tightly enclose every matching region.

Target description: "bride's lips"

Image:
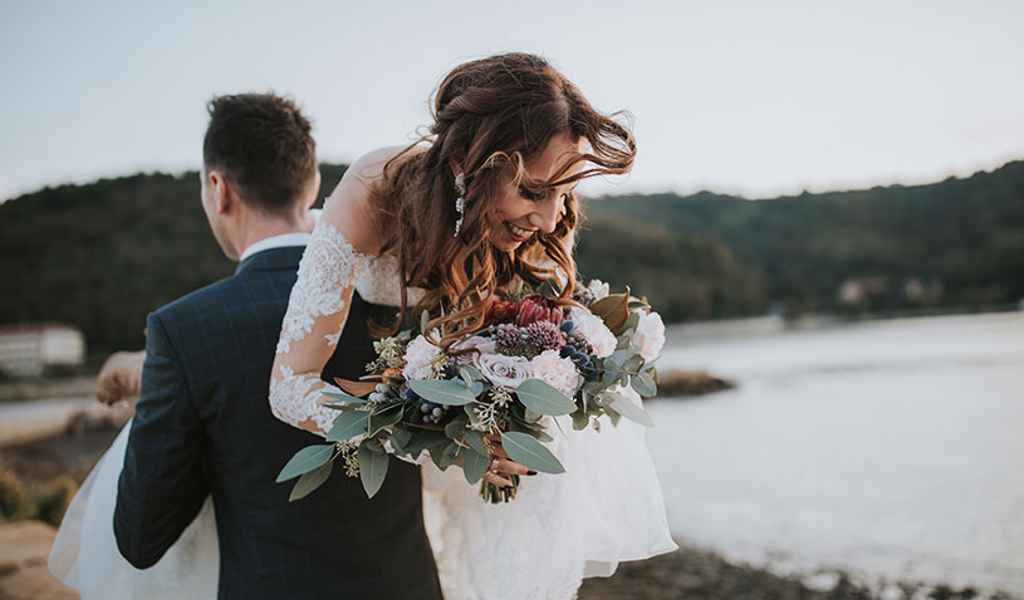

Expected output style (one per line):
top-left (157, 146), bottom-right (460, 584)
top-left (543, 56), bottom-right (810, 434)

top-left (505, 221), bottom-right (535, 242)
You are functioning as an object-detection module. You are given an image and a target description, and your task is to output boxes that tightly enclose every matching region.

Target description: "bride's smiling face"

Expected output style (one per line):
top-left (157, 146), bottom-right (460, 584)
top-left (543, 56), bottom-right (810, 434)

top-left (483, 132), bottom-right (584, 252)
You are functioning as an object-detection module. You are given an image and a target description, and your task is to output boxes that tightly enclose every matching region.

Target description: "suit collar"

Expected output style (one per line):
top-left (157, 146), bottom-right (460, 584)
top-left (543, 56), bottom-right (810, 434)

top-left (234, 245), bottom-right (306, 275)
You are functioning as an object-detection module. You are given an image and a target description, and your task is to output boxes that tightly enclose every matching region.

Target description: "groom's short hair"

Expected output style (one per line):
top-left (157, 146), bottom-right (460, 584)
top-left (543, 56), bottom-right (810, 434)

top-left (202, 93), bottom-right (317, 215)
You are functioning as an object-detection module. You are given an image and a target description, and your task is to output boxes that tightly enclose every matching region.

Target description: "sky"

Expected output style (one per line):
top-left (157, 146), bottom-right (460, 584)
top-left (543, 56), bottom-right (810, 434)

top-left (2, 0), bottom-right (1022, 201)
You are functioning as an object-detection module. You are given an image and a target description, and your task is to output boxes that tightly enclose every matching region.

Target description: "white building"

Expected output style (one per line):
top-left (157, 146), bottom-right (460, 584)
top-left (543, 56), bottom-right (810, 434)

top-left (0, 324), bottom-right (85, 377)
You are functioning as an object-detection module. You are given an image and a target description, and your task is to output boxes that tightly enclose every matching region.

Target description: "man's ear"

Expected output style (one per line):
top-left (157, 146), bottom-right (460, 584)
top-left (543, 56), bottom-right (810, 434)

top-left (209, 170), bottom-right (233, 215)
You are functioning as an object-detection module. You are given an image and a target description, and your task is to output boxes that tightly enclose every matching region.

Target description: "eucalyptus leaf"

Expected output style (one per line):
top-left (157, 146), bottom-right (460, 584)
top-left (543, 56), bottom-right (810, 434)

top-left (462, 449), bottom-right (489, 484)
top-left (358, 444), bottom-right (390, 499)
top-left (319, 401), bottom-right (359, 411)
top-left (289, 460), bottom-right (332, 501)
top-left (320, 389), bottom-right (368, 404)
top-left (390, 428), bottom-right (413, 451)
top-left (500, 431), bottom-right (565, 474)
top-left (534, 429), bottom-right (555, 443)
top-left (516, 379), bottom-right (576, 416)
top-left (368, 404), bottom-right (404, 437)
top-left (403, 430), bottom-right (450, 456)
top-left (326, 411), bottom-right (371, 442)
top-left (623, 353), bottom-right (645, 373)
top-left (609, 392), bottom-right (655, 427)
top-left (463, 430), bottom-right (488, 456)
top-left (571, 410), bottom-right (590, 431)
top-left (276, 444), bottom-right (334, 483)
top-left (444, 416), bottom-right (469, 440)
top-left (430, 441), bottom-right (461, 470)
top-left (631, 371), bottom-right (658, 398)
top-left (606, 350), bottom-right (629, 369)
top-left (409, 379), bottom-right (476, 406)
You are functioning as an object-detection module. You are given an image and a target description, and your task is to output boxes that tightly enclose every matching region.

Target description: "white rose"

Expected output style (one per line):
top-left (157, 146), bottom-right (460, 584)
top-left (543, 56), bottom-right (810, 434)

top-left (529, 349), bottom-right (582, 399)
top-left (477, 353), bottom-right (533, 389)
top-left (586, 279), bottom-right (610, 300)
top-left (568, 306), bottom-right (617, 358)
top-left (632, 310), bottom-right (666, 362)
top-left (451, 335), bottom-right (497, 366)
top-left (402, 334), bottom-right (442, 381)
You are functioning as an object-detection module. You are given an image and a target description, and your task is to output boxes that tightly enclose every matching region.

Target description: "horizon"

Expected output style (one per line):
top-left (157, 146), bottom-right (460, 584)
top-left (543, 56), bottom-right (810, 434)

top-left (3, 1), bottom-right (1022, 202)
top-left (5, 155), bottom-right (1019, 206)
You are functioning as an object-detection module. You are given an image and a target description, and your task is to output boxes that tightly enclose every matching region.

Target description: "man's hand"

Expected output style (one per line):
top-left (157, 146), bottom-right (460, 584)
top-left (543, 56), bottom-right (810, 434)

top-left (482, 433), bottom-right (536, 488)
top-left (96, 350), bottom-right (145, 406)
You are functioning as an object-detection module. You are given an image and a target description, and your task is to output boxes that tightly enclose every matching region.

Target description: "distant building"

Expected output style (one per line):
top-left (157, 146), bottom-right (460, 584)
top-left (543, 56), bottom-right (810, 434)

top-left (837, 277), bottom-right (888, 306)
top-left (0, 324), bottom-right (85, 377)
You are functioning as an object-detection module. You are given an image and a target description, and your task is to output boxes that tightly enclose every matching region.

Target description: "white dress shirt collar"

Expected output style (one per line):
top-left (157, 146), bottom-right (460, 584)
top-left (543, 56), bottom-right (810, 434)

top-left (237, 209), bottom-right (321, 262)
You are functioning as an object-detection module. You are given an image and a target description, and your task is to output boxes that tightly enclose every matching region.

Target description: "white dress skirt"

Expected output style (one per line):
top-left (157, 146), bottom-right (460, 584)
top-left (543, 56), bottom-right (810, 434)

top-left (49, 391), bottom-right (676, 600)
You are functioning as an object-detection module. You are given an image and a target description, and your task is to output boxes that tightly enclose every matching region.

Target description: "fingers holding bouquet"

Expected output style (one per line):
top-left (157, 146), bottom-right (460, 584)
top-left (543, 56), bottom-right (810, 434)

top-left (482, 433), bottom-right (535, 488)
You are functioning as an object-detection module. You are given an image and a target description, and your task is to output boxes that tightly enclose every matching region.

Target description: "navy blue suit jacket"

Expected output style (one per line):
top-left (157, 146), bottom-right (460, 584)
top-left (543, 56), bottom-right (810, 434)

top-left (113, 246), bottom-right (442, 600)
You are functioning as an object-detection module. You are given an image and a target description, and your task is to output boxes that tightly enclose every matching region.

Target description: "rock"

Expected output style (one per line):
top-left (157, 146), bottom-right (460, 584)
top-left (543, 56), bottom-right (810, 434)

top-left (0, 520), bottom-right (77, 599)
top-left (654, 369), bottom-right (736, 398)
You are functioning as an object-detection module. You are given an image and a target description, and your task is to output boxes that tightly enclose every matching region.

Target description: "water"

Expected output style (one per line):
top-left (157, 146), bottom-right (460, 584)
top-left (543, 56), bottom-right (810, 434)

top-left (647, 311), bottom-right (1024, 593)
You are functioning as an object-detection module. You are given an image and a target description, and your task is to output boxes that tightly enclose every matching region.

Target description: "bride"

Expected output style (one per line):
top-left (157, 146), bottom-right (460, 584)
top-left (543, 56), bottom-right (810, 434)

top-left (269, 52), bottom-right (676, 599)
top-left (49, 52), bottom-right (675, 600)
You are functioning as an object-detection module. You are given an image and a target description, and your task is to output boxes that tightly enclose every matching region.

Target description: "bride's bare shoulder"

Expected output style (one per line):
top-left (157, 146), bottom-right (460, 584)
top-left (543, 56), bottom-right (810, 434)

top-left (347, 144), bottom-right (429, 186)
top-left (321, 144), bottom-right (427, 256)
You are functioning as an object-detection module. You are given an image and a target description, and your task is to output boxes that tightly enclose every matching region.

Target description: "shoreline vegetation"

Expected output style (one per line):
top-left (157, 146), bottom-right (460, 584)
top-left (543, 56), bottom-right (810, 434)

top-left (2, 159), bottom-right (1021, 352)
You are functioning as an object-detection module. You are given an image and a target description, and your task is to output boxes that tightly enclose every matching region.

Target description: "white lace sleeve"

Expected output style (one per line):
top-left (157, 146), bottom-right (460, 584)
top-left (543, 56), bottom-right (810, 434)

top-left (269, 216), bottom-right (371, 436)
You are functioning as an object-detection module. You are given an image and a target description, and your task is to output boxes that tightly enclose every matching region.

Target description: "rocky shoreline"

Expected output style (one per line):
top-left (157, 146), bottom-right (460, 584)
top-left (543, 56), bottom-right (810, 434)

top-left (579, 546), bottom-right (1019, 600)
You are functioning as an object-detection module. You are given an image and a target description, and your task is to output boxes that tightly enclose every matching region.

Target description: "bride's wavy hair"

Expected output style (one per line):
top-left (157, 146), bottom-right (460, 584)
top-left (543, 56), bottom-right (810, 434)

top-left (365, 52), bottom-right (635, 349)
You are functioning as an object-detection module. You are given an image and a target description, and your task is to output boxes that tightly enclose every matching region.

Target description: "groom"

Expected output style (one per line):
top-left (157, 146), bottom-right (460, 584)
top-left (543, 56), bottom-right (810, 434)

top-left (113, 93), bottom-right (443, 599)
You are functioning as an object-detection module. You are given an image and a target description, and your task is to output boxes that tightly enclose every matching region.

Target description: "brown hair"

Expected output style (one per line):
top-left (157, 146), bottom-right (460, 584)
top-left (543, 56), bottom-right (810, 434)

top-left (366, 53), bottom-right (635, 349)
top-left (202, 93), bottom-right (317, 217)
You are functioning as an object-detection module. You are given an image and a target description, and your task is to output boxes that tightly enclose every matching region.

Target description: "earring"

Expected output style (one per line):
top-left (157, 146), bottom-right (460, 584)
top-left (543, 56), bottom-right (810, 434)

top-left (453, 172), bottom-right (467, 237)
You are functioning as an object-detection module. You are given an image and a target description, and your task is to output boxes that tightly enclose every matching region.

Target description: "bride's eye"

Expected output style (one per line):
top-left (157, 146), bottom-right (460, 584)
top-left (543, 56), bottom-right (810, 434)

top-left (518, 185), bottom-right (543, 202)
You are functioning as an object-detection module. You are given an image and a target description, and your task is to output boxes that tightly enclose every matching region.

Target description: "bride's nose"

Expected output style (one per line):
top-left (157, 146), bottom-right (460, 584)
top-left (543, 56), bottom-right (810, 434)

top-left (527, 196), bottom-right (562, 234)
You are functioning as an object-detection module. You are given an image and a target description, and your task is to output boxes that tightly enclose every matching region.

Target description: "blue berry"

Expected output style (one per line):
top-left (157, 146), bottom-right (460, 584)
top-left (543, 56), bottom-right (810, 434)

top-left (559, 320), bottom-right (574, 333)
top-left (431, 407), bottom-right (443, 418)
top-left (420, 403), bottom-right (431, 413)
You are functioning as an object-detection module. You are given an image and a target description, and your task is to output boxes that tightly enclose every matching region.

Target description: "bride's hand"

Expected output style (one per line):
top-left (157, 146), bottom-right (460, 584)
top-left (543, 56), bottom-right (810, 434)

top-left (482, 434), bottom-right (536, 488)
top-left (96, 350), bottom-right (145, 406)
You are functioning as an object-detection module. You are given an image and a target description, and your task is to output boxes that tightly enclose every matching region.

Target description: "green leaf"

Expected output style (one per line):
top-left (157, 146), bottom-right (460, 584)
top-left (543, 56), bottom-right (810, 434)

top-left (403, 430), bottom-right (449, 456)
top-left (358, 444), bottom-right (390, 499)
top-left (276, 444), bottom-right (335, 483)
top-left (326, 411), bottom-right (371, 442)
top-left (571, 410), bottom-right (590, 431)
top-left (623, 353), bottom-right (645, 373)
top-left (444, 415), bottom-right (469, 440)
top-left (463, 430), bottom-right (488, 456)
top-left (289, 460), bottom-right (333, 501)
top-left (409, 379), bottom-right (477, 406)
top-left (462, 448), bottom-right (489, 484)
top-left (320, 389), bottom-right (368, 404)
top-left (430, 441), bottom-right (461, 470)
top-left (516, 379), bottom-right (576, 416)
top-left (631, 371), bottom-right (658, 398)
top-left (500, 431), bottom-right (565, 474)
top-left (608, 392), bottom-right (654, 427)
top-left (368, 404), bottom-right (404, 437)
top-left (390, 428), bottom-right (413, 451)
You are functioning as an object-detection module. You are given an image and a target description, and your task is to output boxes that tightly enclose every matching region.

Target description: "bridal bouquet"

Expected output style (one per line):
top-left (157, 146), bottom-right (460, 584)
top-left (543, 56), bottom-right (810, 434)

top-left (276, 278), bottom-right (666, 503)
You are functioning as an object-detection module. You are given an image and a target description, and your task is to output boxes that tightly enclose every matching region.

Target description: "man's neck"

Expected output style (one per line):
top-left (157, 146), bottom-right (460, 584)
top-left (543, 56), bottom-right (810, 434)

top-left (235, 211), bottom-right (317, 259)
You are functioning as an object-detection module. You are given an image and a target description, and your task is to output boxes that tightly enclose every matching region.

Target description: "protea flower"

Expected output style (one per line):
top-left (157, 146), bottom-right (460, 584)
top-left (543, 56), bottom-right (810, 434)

top-left (515, 295), bottom-right (564, 327)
